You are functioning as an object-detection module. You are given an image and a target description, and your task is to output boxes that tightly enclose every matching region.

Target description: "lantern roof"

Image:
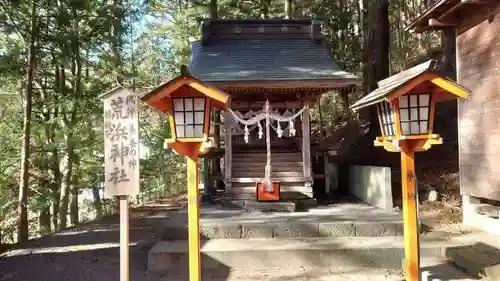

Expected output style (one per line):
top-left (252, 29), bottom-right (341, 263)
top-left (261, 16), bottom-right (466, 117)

top-left (141, 75), bottom-right (230, 113)
top-left (349, 60), bottom-right (470, 113)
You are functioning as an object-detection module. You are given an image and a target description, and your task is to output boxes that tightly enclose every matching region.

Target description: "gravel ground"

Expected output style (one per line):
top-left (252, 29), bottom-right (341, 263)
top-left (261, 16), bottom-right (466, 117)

top-left (0, 202), bottom-right (406, 281)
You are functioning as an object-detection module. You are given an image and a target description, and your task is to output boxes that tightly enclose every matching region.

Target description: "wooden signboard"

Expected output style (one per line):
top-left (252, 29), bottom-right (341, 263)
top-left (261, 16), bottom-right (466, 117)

top-left (101, 86), bottom-right (140, 281)
top-left (102, 86), bottom-right (140, 198)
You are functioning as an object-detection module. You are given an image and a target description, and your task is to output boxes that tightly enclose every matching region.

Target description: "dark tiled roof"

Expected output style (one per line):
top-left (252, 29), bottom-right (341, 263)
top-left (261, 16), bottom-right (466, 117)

top-left (189, 39), bottom-right (361, 84)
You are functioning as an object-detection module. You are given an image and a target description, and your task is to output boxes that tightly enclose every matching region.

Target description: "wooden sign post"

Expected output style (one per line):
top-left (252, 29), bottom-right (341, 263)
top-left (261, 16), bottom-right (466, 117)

top-left (102, 86), bottom-right (140, 281)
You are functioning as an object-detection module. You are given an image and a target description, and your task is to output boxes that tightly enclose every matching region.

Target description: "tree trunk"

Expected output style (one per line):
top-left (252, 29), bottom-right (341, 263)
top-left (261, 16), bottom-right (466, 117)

top-left (92, 184), bottom-right (103, 219)
top-left (358, 0), bottom-right (365, 71)
top-left (51, 187), bottom-right (59, 230)
top-left (43, 61), bottom-right (61, 233)
top-left (112, 0), bottom-right (124, 82)
top-left (337, 0), bottom-right (346, 65)
top-left (284, 0), bottom-right (293, 18)
top-left (70, 159), bottom-right (80, 225)
top-left (69, 187), bottom-right (79, 225)
top-left (17, 0), bottom-right (38, 242)
top-left (50, 143), bottom-right (61, 230)
top-left (261, 0), bottom-right (270, 18)
top-left (54, 0), bottom-right (66, 230)
top-left (58, 107), bottom-right (77, 229)
top-left (38, 206), bottom-right (51, 235)
top-left (209, 0), bottom-right (217, 19)
top-left (363, 0), bottom-right (390, 135)
top-left (441, 27), bottom-right (456, 80)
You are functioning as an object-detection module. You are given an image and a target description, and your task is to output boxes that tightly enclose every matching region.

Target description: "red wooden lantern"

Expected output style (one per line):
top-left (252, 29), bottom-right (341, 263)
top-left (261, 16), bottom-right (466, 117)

top-left (141, 75), bottom-right (230, 157)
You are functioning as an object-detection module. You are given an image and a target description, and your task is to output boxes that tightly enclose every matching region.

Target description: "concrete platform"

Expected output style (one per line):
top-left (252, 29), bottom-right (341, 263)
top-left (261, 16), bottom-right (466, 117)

top-left (158, 202), bottom-right (407, 240)
top-left (441, 230), bottom-right (500, 280)
top-left (420, 257), bottom-right (481, 281)
top-left (147, 235), bottom-right (468, 272)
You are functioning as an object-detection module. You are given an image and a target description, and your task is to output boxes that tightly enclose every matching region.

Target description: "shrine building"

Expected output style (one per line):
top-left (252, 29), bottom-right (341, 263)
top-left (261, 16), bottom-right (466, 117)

top-left (188, 19), bottom-right (361, 202)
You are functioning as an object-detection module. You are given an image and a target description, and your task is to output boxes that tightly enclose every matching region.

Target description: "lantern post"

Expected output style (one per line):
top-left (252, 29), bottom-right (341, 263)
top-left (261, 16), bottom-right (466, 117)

top-left (349, 60), bottom-right (470, 281)
top-left (140, 75), bottom-right (230, 281)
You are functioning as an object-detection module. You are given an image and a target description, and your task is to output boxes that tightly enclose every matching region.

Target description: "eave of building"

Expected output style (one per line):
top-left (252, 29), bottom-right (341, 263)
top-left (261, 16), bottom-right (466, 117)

top-left (209, 78), bottom-right (362, 93)
top-left (404, 0), bottom-right (490, 32)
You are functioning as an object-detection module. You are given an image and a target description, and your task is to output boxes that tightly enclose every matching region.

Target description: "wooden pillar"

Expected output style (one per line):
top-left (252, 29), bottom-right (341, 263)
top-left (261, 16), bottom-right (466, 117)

top-left (203, 156), bottom-right (210, 202)
top-left (301, 106), bottom-right (312, 187)
top-left (223, 111), bottom-right (232, 191)
top-left (187, 155), bottom-right (201, 281)
top-left (317, 97), bottom-right (329, 195)
top-left (119, 196), bottom-right (129, 281)
top-left (212, 110), bottom-right (222, 190)
top-left (401, 141), bottom-right (420, 281)
top-left (324, 156), bottom-right (331, 195)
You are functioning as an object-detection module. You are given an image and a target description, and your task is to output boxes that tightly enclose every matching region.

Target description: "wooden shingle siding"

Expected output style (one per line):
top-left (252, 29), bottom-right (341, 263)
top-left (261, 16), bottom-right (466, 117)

top-left (457, 2), bottom-right (500, 201)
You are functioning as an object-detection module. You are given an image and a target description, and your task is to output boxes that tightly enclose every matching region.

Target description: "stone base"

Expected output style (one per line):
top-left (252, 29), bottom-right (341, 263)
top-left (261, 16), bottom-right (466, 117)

top-left (445, 240), bottom-right (500, 280)
top-left (220, 197), bottom-right (317, 212)
top-left (220, 199), bottom-right (296, 212)
top-left (463, 194), bottom-right (500, 235)
top-left (295, 198), bottom-right (317, 209)
top-left (245, 201), bottom-right (296, 212)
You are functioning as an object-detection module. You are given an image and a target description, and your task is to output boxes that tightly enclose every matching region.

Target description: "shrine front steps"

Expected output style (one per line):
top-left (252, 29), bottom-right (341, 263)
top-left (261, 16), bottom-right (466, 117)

top-left (148, 203), bottom-right (413, 272)
top-left (231, 152), bottom-right (304, 177)
top-left (147, 235), bottom-right (461, 273)
top-left (161, 220), bottom-right (405, 241)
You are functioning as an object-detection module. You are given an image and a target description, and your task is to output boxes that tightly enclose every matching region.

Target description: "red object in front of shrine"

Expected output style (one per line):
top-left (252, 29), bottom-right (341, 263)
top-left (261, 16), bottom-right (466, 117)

top-left (256, 180), bottom-right (280, 201)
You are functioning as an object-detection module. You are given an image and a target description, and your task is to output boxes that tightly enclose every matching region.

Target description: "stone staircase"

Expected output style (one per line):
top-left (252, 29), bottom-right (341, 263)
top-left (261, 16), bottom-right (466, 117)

top-left (227, 152), bottom-right (313, 201)
top-left (147, 204), bottom-right (425, 275)
top-left (147, 205), bottom-right (480, 281)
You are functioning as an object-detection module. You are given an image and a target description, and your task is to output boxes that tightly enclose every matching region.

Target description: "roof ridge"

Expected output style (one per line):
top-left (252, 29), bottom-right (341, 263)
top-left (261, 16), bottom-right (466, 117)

top-left (203, 18), bottom-right (316, 24)
top-left (200, 18), bottom-right (323, 44)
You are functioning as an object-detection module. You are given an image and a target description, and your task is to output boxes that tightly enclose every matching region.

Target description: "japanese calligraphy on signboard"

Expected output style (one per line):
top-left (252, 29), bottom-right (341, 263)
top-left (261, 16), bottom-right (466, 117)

top-left (102, 86), bottom-right (140, 198)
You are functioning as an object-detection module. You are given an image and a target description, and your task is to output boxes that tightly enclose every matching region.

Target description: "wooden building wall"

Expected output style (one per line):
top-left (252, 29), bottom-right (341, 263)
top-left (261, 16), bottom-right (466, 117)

top-left (457, 2), bottom-right (500, 201)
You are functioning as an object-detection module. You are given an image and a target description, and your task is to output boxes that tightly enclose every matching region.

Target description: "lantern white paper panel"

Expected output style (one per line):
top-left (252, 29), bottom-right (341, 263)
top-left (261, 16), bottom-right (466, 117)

top-left (379, 101), bottom-right (396, 136)
top-left (195, 112), bottom-right (204, 124)
top-left (194, 98), bottom-right (205, 110)
top-left (172, 97), bottom-right (206, 139)
top-left (176, 126), bottom-right (185, 138)
top-left (398, 94), bottom-right (431, 135)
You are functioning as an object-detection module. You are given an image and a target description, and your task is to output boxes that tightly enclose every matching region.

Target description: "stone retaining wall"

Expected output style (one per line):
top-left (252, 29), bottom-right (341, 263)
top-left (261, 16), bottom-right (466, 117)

top-left (348, 165), bottom-right (393, 210)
